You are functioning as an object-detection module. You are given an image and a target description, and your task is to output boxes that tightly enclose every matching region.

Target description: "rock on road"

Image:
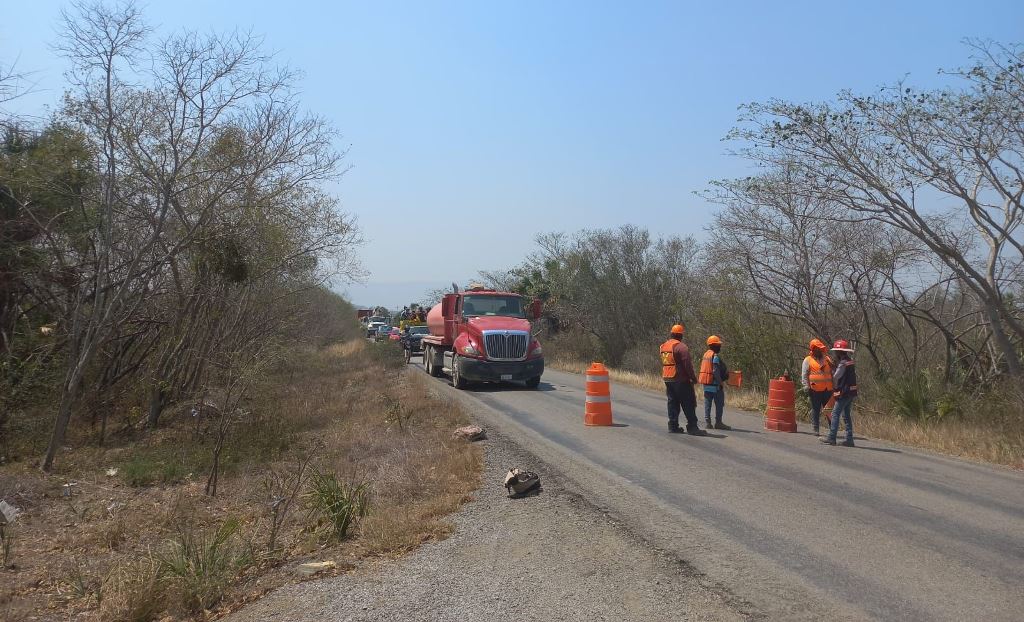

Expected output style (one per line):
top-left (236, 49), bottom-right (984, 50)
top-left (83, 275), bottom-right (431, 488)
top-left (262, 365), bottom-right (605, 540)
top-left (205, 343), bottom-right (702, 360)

top-left (437, 368), bottom-right (1023, 621)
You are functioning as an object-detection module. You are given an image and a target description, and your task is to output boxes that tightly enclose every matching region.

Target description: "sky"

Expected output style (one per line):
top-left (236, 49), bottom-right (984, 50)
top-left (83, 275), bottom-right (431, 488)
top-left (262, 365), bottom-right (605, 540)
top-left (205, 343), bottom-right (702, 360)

top-left (3, 1), bottom-right (1022, 308)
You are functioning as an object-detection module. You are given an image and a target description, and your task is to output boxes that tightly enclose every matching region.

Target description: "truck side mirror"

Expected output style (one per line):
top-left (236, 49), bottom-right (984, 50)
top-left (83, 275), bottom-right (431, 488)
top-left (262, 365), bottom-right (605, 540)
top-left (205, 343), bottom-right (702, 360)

top-left (530, 299), bottom-right (542, 320)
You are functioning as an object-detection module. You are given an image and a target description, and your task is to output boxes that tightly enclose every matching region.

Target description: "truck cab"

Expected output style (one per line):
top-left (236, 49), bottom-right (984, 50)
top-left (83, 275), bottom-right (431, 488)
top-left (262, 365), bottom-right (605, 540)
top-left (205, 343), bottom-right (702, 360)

top-left (421, 286), bottom-right (543, 389)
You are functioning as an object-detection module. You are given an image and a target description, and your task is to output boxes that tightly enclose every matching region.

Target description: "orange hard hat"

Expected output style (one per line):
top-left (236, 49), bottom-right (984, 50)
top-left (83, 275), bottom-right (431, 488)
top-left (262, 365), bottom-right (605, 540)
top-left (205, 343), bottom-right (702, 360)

top-left (809, 338), bottom-right (827, 352)
top-left (670, 324), bottom-right (685, 335)
top-left (706, 335), bottom-right (722, 346)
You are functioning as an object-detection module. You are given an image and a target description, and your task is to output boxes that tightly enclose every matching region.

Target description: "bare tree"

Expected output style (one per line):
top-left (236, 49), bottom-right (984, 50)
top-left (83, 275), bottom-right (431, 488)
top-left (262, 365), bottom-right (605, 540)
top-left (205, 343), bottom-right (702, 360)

top-left (729, 42), bottom-right (1024, 378)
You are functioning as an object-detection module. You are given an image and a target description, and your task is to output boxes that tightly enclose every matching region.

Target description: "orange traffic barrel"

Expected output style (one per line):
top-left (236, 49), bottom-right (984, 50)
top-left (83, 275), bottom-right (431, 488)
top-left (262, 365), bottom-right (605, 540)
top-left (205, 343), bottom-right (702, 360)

top-left (584, 362), bottom-right (613, 426)
top-left (727, 370), bottom-right (743, 388)
top-left (764, 376), bottom-right (797, 432)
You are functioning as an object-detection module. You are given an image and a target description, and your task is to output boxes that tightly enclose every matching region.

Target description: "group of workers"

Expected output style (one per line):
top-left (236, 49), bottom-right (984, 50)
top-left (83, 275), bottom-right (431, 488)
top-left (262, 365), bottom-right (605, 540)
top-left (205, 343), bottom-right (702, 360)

top-left (400, 306), bottom-right (427, 322)
top-left (659, 324), bottom-right (859, 446)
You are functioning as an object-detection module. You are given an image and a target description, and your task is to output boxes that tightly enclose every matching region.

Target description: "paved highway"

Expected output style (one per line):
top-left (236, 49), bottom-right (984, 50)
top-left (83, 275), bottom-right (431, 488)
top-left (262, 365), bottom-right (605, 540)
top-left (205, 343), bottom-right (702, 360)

top-left (426, 365), bottom-right (1024, 621)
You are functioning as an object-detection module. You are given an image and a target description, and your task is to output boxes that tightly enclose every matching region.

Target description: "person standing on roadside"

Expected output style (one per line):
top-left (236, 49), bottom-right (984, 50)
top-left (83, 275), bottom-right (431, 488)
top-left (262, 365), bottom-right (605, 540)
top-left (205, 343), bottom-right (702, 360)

top-left (801, 339), bottom-right (834, 437)
top-left (699, 335), bottom-right (731, 430)
top-left (821, 339), bottom-right (857, 447)
top-left (660, 324), bottom-right (708, 436)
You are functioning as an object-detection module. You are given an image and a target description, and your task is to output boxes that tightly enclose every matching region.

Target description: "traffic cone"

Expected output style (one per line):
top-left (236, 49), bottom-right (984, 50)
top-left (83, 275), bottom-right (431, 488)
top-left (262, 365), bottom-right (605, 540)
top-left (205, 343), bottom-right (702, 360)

top-left (584, 362), bottom-right (613, 426)
top-left (764, 376), bottom-right (797, 432)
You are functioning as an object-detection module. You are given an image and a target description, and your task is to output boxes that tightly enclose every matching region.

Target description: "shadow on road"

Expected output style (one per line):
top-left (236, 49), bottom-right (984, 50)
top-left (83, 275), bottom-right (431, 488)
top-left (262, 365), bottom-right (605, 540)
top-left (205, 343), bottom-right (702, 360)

top-left (466, 382), bottom-right (558, 393)
top-left (857, 446), bottom-right (903, 454)
top-left (724, 427), bottom-right (762, 434)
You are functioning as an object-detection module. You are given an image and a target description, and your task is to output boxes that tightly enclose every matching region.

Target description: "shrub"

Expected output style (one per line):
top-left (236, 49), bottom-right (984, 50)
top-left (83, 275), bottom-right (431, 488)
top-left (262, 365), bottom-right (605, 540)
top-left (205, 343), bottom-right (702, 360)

top-left (100, 556), bottom-right (167, 622)
top-left (120, 455), bottom-right (191, 487)
top-left (157, 519), bottom-right (251, 614)
top-left (305, 470), bottom-right (369, 541)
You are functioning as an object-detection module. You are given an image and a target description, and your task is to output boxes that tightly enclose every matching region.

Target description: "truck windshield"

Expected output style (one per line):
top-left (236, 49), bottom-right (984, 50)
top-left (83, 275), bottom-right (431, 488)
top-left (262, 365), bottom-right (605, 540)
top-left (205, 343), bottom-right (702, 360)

top-left (461, 295), bottom-right (525, 318)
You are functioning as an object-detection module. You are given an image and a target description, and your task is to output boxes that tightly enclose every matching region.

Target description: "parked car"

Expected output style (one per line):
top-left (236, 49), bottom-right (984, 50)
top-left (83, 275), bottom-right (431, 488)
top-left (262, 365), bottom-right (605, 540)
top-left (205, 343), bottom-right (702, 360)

top-left (387, 328), bottom-right (401, 342)
top-left (375, 326), bottom-right (393, 342)
top-left (366, 320), bottom-right (388, 338)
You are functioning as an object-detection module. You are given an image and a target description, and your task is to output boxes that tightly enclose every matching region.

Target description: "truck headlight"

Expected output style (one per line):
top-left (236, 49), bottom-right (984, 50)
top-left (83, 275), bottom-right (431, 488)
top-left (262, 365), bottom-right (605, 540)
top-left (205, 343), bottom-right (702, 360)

top-left (462, 343), bottom-right (481, 356)
top-left (528, 343), bottom-right (542, 358)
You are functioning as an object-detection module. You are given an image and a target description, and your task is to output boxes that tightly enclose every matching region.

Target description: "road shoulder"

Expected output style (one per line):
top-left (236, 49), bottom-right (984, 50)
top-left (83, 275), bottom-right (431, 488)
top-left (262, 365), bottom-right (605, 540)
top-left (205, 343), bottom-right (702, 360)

top-left (225, 424), bottom-right (747, 621)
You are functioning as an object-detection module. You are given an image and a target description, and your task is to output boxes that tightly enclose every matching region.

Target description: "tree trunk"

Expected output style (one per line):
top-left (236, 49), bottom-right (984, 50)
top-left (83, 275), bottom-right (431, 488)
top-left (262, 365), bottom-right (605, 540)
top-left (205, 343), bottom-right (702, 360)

top-left (42, 366), bottom-right (84, 472)
top-left (983, 301), bottom-right (1023, 379)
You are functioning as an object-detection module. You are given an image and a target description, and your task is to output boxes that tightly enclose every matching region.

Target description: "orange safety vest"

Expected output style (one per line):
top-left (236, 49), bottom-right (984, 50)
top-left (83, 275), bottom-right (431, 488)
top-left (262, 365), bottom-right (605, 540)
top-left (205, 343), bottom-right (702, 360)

top-left (698, 350), bottom-right (716, 385)
top-left (805, 355), bottom-right (833, 392)
top-left (660, 339), bottom-right (681, 379)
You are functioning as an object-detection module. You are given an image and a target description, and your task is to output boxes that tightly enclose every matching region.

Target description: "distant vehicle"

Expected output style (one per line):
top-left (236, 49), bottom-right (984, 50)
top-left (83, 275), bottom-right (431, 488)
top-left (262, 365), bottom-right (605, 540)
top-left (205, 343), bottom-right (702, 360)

top-left (421, 284), bottom-right (543, 389)
top-left (401, 325), bottom-right (430, 363)
top-left (374, 326), bottom-right (393, 342)
top-left (366, 320), bottom-right (388, 338)
top-left (387, 328), bottom-right (401, 341)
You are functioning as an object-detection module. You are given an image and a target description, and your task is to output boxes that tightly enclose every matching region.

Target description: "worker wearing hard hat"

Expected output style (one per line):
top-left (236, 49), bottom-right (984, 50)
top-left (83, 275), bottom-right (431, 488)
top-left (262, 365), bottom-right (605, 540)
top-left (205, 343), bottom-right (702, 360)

top-left (659, 324), bottom-right (707, 435)
top-left (699, 335), bottom-right (731, 430)
top-left (801, 339), bottom-right (834, 436)
top-left (821, 339), bottom-right (858, 447)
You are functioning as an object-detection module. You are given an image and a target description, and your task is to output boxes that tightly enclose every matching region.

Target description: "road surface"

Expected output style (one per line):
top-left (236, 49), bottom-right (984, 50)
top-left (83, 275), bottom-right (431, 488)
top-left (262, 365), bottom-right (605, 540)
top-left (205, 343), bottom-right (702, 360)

top-left (427, 365), bottom-right (1024, 621)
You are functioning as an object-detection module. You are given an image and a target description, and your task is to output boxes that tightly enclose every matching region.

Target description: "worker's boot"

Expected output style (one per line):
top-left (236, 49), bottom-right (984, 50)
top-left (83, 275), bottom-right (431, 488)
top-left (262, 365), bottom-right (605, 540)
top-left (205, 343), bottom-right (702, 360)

top-left (704, 418), bottom-right (712, 429)
top-left (668, 421), bottom-right (684, 434)
top-left (819, 436), bottom-right (837, 446)
top-left (813, 427), bottom-right (820, 437)
top-left (687, 425), bottom-right (708, 437)
top-left (841, 439), bottom-right (855, 447)
top-left (714, 420), bottom-right (731, 430)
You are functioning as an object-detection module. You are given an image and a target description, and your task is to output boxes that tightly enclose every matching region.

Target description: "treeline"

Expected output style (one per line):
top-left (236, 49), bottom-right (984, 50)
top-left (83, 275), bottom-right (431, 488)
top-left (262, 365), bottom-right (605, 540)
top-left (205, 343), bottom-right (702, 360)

top-left (486, 42), bottom-right (1024, 422)
top-left (0, 2), bottom-right (361, 470)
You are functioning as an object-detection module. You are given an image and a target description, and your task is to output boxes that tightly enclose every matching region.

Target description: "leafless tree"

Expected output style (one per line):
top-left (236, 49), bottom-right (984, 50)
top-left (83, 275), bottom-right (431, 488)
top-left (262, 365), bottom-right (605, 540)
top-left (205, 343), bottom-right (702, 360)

top-left (729, 42), bottom-right (1024, 378)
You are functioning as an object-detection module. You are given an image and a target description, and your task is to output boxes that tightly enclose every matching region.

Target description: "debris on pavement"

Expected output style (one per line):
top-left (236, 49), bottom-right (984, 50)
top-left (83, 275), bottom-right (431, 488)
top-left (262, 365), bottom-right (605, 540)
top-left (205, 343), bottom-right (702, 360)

top-left (504, 467), bottom-right (541, 498)
top-left (296, 561), bottom-right (336, 576)
top-left (454, 425), bottom-right (487, 441)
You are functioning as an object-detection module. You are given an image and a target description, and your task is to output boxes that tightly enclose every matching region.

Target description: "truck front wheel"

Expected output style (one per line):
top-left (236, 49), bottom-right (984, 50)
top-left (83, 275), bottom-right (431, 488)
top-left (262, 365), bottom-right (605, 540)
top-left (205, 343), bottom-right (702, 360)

top-left (451, 355), bottom-right (467, 389)
top-left (525, 375), bottom-right (541, 389)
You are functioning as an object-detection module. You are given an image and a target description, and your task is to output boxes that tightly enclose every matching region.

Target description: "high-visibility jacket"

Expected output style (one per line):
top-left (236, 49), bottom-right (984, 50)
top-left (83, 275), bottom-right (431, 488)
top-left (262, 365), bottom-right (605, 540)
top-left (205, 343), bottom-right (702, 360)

top-left (805, 355), bottom-right (833, 392)
top-left (660, 339), bottom-right (681, 380)
top-left (698, 350), bottom-right (716, 385)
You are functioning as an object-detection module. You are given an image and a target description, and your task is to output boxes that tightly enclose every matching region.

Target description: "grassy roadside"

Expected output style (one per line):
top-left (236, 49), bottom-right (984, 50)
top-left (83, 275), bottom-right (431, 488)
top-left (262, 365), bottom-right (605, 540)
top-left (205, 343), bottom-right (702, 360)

top-left (0, 341), bottom-right (482, 621)
top-left (550, 357), bottom-right (1024, 469)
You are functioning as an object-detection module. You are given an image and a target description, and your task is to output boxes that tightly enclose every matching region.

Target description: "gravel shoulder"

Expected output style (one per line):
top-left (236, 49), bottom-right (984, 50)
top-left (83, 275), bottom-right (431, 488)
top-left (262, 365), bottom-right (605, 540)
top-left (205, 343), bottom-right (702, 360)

top-left (225, 425), bottom-right (747, 622)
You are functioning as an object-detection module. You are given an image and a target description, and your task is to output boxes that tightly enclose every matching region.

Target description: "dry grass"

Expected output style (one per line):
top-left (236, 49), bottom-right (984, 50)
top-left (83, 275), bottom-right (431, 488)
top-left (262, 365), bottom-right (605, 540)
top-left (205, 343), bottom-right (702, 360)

top-left (549, 356), bottom-right (1023, 469)
top-left (0, 339), bottom-right (482, 621)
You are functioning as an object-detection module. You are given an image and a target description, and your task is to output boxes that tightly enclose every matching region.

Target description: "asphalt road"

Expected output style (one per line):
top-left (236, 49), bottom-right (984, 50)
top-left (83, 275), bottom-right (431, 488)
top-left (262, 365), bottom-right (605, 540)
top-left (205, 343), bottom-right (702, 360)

top-left (425, 364), bottom-right (1024, 622)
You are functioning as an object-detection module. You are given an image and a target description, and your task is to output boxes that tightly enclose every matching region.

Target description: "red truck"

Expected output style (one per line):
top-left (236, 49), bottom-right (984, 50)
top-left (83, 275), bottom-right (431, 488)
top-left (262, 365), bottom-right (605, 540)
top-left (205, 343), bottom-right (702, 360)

top-left (421, 285), bottom-right (544, 389)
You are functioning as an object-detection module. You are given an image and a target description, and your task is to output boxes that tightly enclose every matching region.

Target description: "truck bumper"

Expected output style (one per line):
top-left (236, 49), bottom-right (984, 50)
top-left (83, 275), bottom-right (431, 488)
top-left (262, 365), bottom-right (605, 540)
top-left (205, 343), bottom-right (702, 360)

top-left (459, 357), bottom-right (544, 383)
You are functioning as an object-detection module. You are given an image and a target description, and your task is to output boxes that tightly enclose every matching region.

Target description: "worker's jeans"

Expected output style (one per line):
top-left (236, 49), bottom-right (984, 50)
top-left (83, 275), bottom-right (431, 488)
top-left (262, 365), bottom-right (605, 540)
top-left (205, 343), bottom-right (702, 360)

top-left (828, 395), bottom-right (855, 442)
top-left (665, 382), bottom-right (699, 430)
top-left (809, 390), bottom-right (832, 431)
top-left (703, 389), bottom-right (724, 423)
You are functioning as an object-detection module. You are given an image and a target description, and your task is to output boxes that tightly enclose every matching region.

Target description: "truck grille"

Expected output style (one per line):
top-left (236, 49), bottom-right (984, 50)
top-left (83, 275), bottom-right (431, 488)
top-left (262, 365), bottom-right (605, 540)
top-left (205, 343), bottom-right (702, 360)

top-left (482, 331), bottom-right (529, 361)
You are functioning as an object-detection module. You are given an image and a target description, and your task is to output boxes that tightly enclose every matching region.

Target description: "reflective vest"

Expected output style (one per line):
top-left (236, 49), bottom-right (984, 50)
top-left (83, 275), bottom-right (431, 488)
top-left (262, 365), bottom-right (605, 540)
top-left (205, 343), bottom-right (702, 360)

top-left (698, 350), bottom-right (716, 385)
top-left (805, 355), bottom-right (833, 392)
top-left (660, 339), bottom-right (681, 380)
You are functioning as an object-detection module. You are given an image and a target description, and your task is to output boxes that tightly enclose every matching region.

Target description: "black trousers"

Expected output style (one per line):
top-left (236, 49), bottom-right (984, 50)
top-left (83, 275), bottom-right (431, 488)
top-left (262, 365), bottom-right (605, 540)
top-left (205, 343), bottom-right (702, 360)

top-left (665, 381), bottom-right (699, 429)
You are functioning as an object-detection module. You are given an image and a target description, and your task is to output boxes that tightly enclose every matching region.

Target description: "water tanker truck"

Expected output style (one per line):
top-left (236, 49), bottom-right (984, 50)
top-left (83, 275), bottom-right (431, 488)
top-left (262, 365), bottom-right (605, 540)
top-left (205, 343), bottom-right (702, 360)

top-left (421, 284), bottom-right (544, 389)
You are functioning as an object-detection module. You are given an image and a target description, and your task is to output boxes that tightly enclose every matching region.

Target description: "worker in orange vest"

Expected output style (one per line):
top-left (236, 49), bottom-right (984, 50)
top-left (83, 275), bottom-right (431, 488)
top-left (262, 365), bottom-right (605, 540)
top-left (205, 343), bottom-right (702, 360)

top-left (699, 335), bottom-right (731, 430)
top-left (801, 338), bottom-right (834, 436)
top-left (660, 324), bottom-right (707, 435)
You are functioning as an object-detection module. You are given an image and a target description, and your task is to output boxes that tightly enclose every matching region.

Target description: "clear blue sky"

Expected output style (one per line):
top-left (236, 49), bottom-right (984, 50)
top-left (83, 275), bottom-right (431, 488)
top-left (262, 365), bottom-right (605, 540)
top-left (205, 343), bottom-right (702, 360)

top-left (3, 1), bottom-right (1021, 307)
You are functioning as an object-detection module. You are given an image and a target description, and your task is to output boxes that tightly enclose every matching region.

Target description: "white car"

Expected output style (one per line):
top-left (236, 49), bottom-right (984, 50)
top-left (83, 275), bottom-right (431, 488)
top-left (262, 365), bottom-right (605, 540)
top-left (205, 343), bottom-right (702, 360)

top-left (366, 321), bottom-right (388, 337)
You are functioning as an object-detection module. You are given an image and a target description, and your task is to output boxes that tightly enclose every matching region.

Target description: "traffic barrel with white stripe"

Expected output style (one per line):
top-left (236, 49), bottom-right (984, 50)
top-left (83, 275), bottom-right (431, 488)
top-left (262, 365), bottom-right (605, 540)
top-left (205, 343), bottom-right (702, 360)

top-left (584, 362), bottom-right (613, 426)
